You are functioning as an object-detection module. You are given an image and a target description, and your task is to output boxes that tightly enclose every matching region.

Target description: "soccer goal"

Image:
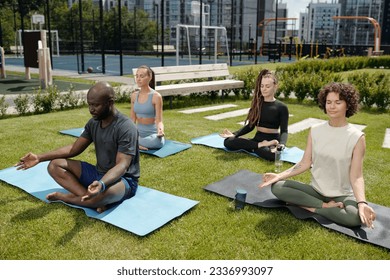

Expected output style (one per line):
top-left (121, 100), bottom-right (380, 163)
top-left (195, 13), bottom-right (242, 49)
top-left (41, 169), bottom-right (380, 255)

top-left (175, 24), bottom-right (230, 65)
top-left (16, 29), bottom-right (60, 57)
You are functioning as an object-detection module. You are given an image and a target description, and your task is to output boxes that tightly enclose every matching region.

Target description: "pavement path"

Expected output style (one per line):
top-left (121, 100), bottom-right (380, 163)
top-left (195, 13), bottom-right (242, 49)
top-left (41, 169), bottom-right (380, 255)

top-left (2, 65), bottom-right (136, 115)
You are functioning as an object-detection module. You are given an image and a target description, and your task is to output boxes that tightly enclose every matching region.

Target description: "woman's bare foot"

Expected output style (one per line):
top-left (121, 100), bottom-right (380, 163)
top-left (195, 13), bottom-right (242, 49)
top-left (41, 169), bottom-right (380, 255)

top-left (323, 200), bottom-right (344, 209)
top-left (300, 200), bottom-right (343, 213)
top-left (139, 145), bottom-right (148, 151)
top-left (301, 206), bottom-right (316, 213)
top-left (258, 139), bottom-right (279, 148)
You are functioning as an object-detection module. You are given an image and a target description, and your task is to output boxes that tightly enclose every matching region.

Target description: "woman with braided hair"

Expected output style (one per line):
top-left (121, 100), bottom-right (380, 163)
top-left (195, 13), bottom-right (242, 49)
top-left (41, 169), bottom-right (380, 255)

top-left (220, 70), bottom-right (289, 161)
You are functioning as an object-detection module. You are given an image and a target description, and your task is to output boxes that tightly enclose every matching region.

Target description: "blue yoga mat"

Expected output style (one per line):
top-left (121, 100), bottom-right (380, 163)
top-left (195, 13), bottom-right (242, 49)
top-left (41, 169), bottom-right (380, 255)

top-left (59, 128), bottom-right (192, 158)
top-left (191, 133), bottom-right (304, 164)
top-left (141, 140), bottom-right (192, 157)
top-left (0, 162), bottom-right (199, 236)
top-left (59, 127), bottom-right (84, 137)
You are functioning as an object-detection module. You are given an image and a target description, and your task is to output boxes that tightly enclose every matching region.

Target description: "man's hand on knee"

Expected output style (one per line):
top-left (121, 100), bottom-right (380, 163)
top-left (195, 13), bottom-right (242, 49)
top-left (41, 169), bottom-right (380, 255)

top-left (81, 180), bottom-right (104, 201)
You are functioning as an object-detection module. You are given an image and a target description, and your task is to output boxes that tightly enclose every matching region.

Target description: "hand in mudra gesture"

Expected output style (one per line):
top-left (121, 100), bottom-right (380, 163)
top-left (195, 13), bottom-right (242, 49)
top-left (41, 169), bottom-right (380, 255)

top-left (220, 129), bottom-right (234, 138)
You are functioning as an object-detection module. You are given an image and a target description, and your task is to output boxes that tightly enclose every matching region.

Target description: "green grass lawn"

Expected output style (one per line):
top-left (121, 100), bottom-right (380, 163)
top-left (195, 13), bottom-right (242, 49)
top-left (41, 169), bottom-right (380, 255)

top-left (1, 97), bottom-right (390, 260)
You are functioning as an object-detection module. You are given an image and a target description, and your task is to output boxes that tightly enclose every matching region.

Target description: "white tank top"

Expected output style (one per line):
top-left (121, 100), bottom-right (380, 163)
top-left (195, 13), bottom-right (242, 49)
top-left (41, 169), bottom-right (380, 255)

top-left (310, 121), bottom-right (364, 197)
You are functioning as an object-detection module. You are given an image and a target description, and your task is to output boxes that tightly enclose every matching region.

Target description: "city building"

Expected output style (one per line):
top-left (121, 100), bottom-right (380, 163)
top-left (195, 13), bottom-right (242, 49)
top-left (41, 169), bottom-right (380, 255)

top-left (302, 1), bottom-right (341, 45)
top-left (298, 0), bottom-right (386, 49)
top-left (337, 0), bottom-right (384, 47)
top-left (382, 0), bottom-right (390, 45)
top-left (66, 0), bottom-right (387, 54)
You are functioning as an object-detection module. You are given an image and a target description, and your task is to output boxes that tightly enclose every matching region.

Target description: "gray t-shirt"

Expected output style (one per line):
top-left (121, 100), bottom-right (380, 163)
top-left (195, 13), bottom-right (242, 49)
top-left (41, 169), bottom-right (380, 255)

top-left (81, 111), bottom-right (140, 180)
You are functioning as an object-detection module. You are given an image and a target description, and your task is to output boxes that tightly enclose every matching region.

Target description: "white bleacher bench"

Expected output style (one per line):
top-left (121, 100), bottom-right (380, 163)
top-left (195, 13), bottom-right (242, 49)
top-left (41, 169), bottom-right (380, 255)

top-left (132, 63), bottom-right (244, 108)
top-left (153, 45), bottom-right (176, 52)
top-left (10, 46), bottom-right (23, 54)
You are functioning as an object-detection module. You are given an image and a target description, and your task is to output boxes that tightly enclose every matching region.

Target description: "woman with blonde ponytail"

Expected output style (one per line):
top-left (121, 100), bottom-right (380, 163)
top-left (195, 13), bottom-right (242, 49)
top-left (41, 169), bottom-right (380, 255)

top-left (131, 65), bottom-right (165, 150)
top-left (220, 70), bottom-right (289, 161)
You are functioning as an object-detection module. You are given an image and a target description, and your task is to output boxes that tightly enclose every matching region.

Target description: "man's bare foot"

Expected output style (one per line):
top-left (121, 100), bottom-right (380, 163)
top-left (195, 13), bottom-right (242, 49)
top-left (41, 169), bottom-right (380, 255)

top-left (97, 206), bottom-right (107, 213)
top-left (46, 191), bottom-right (64, 201)
top-left (258, 139), bottom-right (279, 148)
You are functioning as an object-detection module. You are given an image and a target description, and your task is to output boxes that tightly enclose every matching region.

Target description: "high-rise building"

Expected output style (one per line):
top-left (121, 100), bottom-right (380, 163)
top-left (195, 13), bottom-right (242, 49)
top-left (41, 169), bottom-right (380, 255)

top-left (298, 0), bottom-right (386, 50)
top-left (382, 0), bottom-right (390, 45)
top-left (337, 0), bottom-right (384, 46)
top-left (304, 1), bottom-right (341, 45)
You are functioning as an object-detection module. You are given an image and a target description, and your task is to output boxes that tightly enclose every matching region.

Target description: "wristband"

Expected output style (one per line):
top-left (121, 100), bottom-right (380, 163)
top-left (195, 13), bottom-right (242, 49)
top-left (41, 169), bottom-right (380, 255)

top-left (357, 201), bottom-right (368, 205)
top-left (99, 180), bottom-right (106, 193)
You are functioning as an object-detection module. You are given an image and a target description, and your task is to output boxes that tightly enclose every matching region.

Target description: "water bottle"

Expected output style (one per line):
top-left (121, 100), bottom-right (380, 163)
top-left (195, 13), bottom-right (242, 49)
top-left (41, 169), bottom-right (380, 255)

top-left (235, 189), bottom-right (247, 210)
top-left (274, 146), bottom-right (283, 173)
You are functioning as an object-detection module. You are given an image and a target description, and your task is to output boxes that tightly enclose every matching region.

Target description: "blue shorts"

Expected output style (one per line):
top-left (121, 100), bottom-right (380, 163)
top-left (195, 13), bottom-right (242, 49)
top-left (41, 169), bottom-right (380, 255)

top-left (79, 161), bottom-right (138, 205)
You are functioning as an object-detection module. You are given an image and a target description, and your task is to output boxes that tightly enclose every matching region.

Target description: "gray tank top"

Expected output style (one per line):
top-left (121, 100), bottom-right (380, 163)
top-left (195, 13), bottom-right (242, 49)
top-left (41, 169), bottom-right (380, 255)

top-left (134, 90), bottom-right (155, 118)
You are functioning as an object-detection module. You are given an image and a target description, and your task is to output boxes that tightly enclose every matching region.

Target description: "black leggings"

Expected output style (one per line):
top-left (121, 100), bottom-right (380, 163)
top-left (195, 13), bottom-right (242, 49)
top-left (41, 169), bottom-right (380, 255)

top-left (223, 131), bottom-right (279, 161)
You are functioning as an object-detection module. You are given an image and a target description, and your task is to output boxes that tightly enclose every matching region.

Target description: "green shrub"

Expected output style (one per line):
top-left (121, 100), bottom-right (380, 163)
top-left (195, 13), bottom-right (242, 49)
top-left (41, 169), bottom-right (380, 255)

top-left (280, 56), bottom-right (390, 74)
top-left (275, 56), bottom-right (389, 108)
top-left (33, 85), bottom-right (60, 114)
top-left (14, 94), bottom-right (30, 115)
top-left (276, 70), bottom-right (295, 98)
top-left (233, 67), bottom-right (257, 99)
top-left (58, 84), bottom-right (80, 110)
top-left (293, 75), bottom-right (312, 102)
top-left (276, 69), bottom-right (343, 102)
top-left (309, 71), bottom-right (343, 100)
top-left (372, 74), bottom-right (390, 110)
top-left (0, 95), bottom-right (8, 117)
top-left (347, 72), bottom-right (390, 109)
top-left (348, 73), bottom-right (375, 107)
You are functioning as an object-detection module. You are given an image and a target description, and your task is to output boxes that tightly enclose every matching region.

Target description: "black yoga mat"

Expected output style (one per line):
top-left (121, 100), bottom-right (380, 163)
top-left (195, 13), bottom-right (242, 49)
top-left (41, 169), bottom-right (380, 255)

top-left (204, 169), bottom-right (390, 250)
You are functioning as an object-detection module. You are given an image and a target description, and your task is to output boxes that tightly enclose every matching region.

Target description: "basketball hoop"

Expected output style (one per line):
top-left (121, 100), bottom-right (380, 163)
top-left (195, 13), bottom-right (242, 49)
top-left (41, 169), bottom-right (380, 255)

top-left (32, 14), bottom-right (45, 25)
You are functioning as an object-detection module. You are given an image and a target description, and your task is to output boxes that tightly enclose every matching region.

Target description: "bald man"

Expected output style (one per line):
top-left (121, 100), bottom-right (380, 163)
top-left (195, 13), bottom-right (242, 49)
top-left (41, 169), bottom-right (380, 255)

top-left (16, 82), bottom-right (140, 212)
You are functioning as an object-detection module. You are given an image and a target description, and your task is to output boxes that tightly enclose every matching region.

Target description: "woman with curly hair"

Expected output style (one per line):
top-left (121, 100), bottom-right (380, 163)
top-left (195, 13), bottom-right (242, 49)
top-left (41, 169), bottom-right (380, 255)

top-left (259, 82), bottom-right (376, 228)
top-left (220, 70), bottom-right (289, 161)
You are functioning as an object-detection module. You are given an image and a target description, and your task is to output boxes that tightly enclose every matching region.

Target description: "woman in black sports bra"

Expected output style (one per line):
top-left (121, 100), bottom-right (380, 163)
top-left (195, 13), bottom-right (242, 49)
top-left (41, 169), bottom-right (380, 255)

top-left (220, 70), bottom-right (289, 161)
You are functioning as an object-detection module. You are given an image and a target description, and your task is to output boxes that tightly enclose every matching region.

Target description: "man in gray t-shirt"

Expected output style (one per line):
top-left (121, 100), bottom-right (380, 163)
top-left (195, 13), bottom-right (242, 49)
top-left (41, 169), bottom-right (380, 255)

top-left (16, 82), bottom-right (140, 213)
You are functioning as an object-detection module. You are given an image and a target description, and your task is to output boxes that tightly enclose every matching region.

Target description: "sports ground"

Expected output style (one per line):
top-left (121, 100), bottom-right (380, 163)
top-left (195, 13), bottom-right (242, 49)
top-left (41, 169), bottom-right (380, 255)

top-left (1, 53), bottom-right (291, 93)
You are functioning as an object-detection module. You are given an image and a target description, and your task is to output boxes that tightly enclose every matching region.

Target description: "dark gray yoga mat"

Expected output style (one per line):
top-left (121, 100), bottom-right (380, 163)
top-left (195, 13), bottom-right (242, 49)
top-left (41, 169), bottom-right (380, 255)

top-left (204, 169), bottom-right (390, 250)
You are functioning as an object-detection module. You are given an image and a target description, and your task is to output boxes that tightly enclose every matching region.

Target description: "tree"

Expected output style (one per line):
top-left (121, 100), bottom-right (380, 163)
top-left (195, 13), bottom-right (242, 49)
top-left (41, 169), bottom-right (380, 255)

top-left (17, 0), bottom-right (45, 18)
top-left (104, 6), bottom-right (157, 52)
top-left (0, 1), bottom-right (166, 54)
top-left (0, 1), bottom-right (19, 50)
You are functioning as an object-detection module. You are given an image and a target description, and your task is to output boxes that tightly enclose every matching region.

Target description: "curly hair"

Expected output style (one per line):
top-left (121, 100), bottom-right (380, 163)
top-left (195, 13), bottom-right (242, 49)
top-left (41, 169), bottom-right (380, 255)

top-left (246, 70), bottom-right (278, 126)
top-left (317, 82), bottom-right (360, 118)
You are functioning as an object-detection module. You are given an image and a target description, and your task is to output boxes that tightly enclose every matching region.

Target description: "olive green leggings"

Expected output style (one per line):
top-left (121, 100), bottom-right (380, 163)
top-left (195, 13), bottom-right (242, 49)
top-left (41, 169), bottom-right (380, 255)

top-left (271, 180), bottom-right (361, 227)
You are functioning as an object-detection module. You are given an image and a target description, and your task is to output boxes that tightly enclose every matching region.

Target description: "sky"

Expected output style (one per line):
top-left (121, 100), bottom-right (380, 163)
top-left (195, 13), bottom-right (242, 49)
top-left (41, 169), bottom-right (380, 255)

top-left (284, 0), bottom-right (310, 19)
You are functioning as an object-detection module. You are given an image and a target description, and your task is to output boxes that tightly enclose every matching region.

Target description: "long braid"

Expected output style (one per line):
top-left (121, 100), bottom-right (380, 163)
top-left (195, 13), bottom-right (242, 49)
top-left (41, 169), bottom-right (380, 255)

top-left (246, 69), bottom-right (270, 126)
